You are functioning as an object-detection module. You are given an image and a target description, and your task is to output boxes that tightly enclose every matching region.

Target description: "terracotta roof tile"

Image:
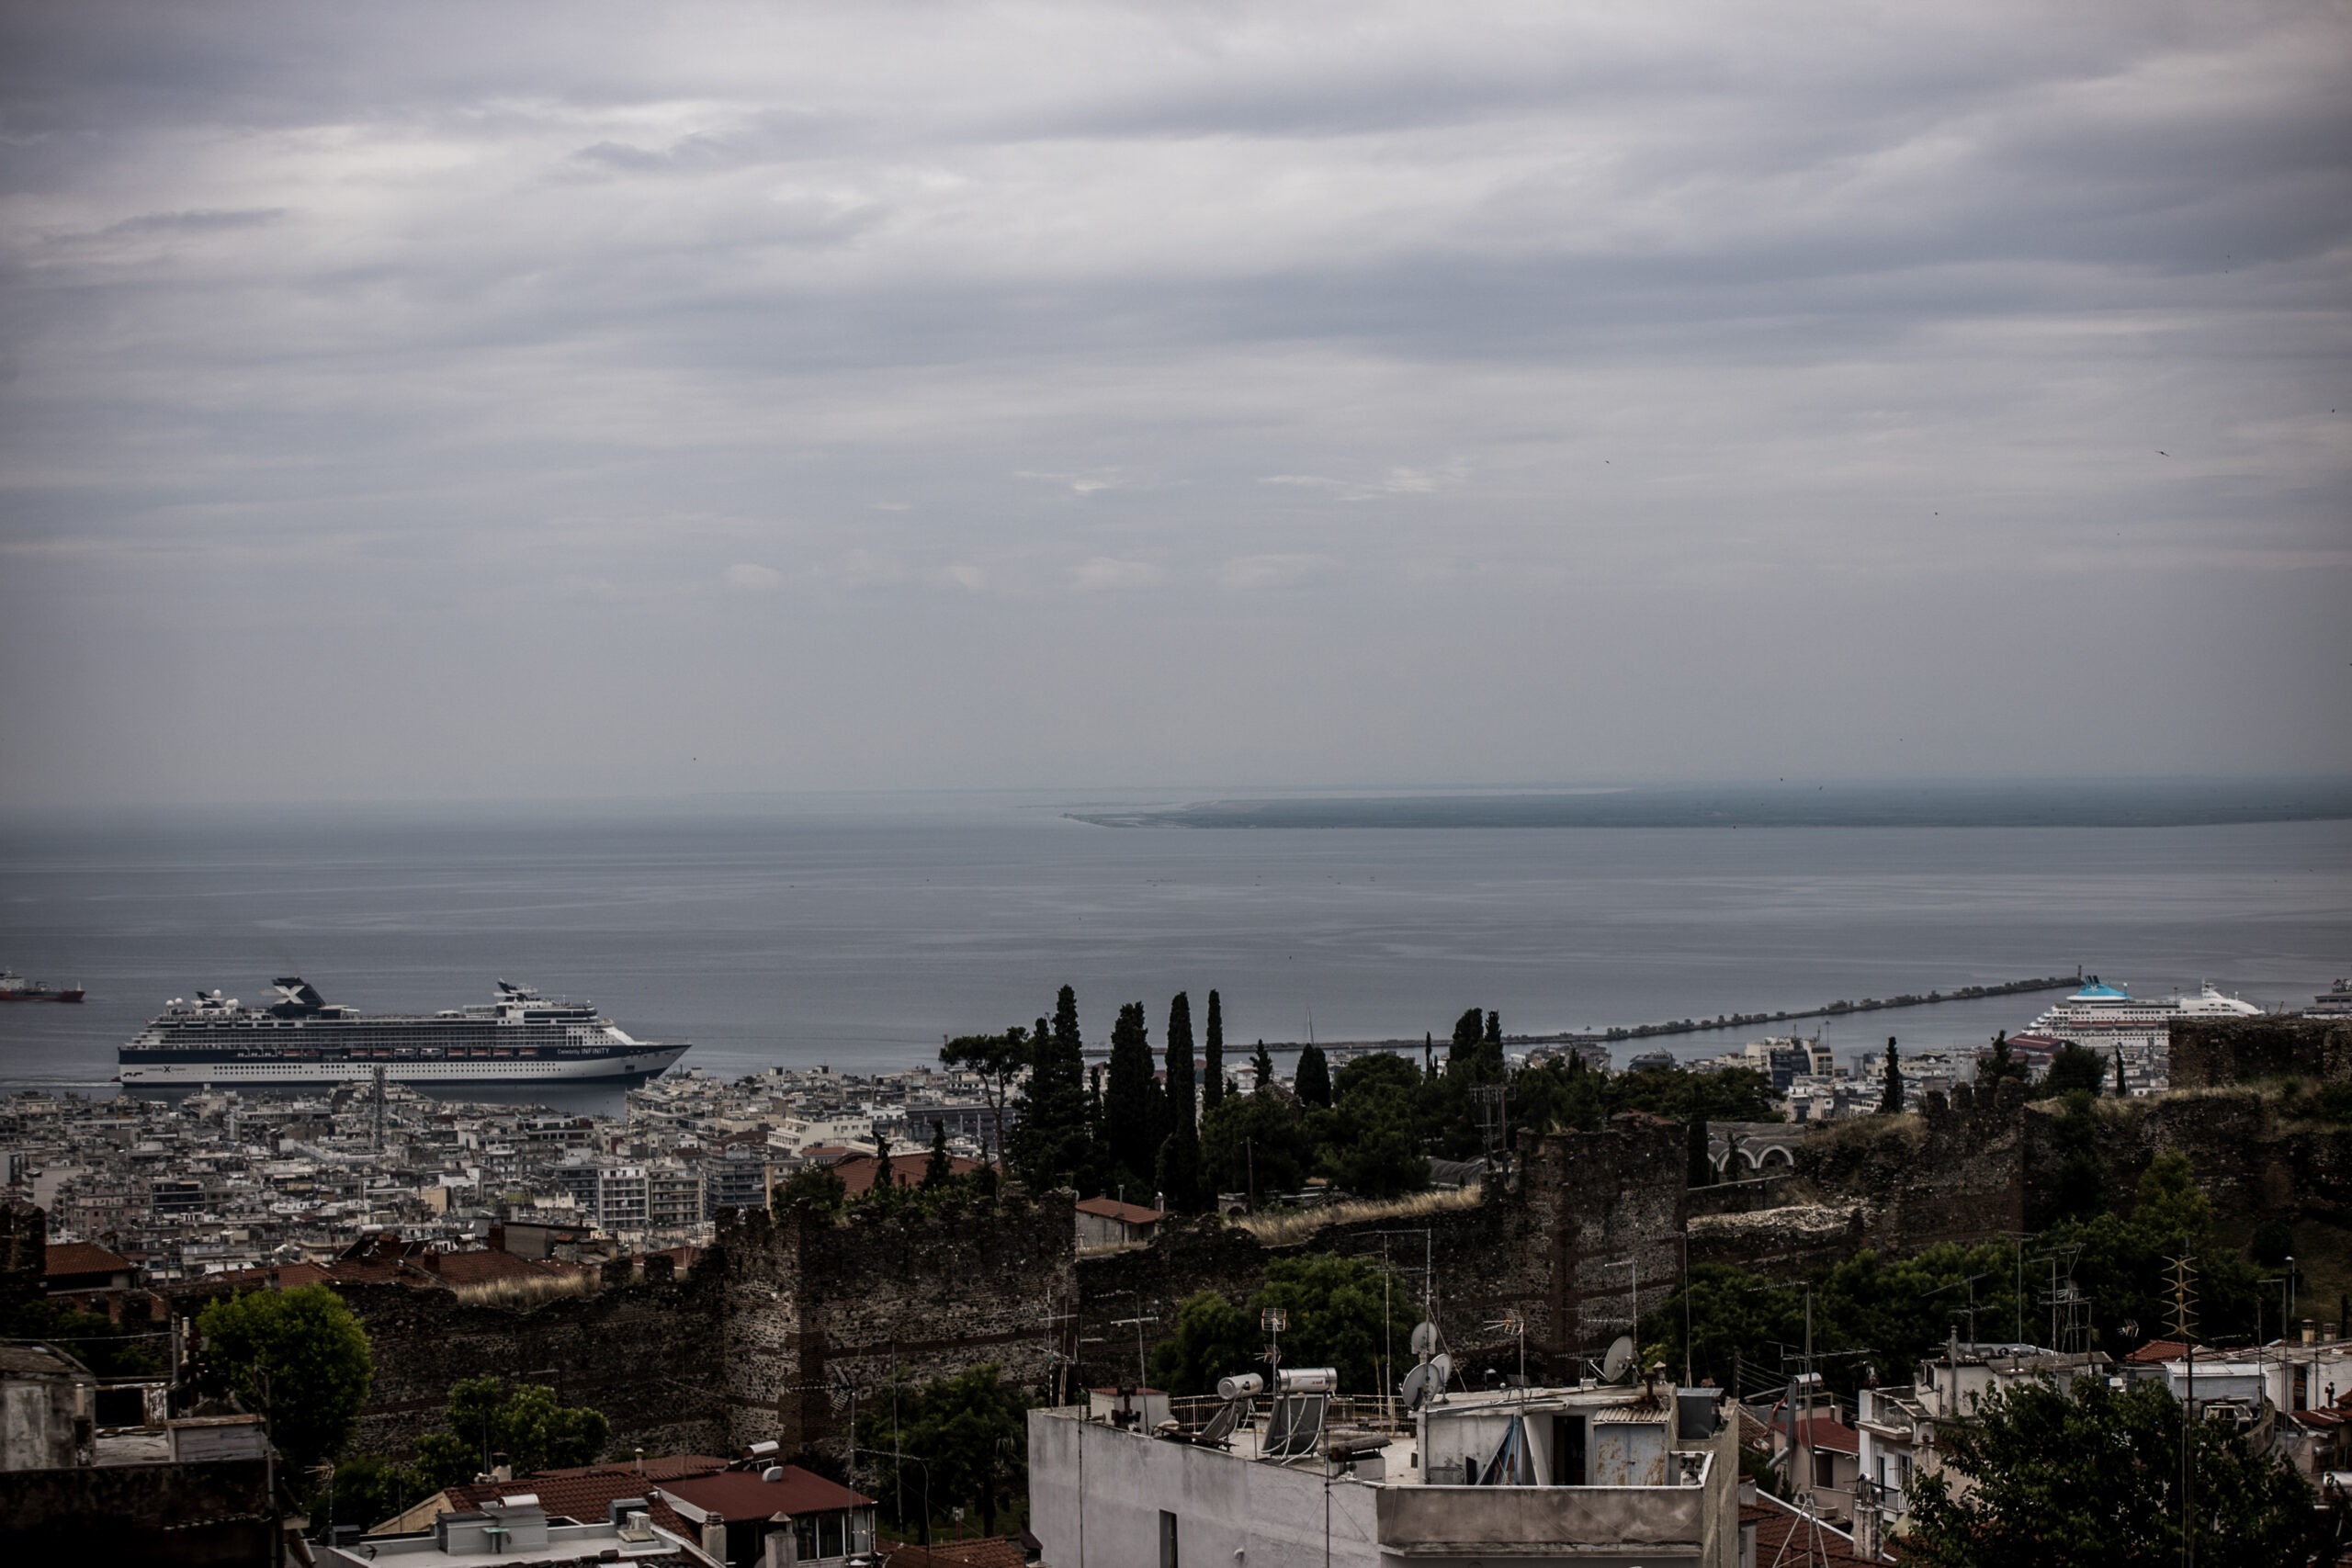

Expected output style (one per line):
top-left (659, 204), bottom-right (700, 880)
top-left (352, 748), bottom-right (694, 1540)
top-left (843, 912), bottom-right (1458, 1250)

top-left (1072, 1197), bottom-right (1161, 1224)
top-left (43, 1241), bottom-right (133, 1279)
top-left (661, 1465), bottom-right (874, 1521)
top-left (878, 1536), bottom-right (1032, 1566)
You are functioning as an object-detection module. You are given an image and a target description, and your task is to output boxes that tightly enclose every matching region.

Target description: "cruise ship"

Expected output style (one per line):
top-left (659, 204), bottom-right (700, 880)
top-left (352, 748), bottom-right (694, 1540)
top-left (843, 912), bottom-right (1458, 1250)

top-left (119, 978), bottom-right (691, 1088)
top-left (2020, 975), bottom-right (2263, 1089)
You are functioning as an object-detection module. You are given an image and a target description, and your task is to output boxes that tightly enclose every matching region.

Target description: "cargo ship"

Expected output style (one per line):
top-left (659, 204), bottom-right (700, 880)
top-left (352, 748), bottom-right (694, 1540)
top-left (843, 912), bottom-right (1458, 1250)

top-left (0, 969), bottom-right (85, 1003)
top-left (118, 978), bottom-right (690, 1087)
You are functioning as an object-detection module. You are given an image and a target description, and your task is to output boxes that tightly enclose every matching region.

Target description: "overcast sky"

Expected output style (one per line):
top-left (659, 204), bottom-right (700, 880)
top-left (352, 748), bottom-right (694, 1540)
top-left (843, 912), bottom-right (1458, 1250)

top-left (2, 1), bottom-right (2346, 807)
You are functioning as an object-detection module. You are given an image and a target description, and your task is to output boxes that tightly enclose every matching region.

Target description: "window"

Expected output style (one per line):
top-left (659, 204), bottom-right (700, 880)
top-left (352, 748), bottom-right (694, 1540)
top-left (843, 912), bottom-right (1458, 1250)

top-left (1814, 1451), bottom-right (1836, 1487)
top-left (1159, 1509), bottom-right (1179, 1568)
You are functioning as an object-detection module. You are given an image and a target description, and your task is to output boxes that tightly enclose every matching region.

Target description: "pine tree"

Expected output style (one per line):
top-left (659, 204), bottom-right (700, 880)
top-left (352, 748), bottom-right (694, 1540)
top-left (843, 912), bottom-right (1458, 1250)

top-left (1878, 1037), bottom-right (1905, 1114)
top-left (1295, 1043), bottom-right (1332, 1107)
top-left (1252, 1040), bottom-right (1276, 1091)
top-left (1103, 1002), bottom-right (1161, 1193)
top-left (922, 1120), bottom-right (952, 1190)
top-left (2114, 1049), bottom-right (2128, 1098)
top-left (1201, 991), bottom-right (1227, 1115)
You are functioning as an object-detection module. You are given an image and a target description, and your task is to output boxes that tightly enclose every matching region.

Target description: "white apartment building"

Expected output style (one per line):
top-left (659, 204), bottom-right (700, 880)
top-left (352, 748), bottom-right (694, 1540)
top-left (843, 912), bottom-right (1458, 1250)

top-left (1031, 1374), bottom-right (1740, 1567)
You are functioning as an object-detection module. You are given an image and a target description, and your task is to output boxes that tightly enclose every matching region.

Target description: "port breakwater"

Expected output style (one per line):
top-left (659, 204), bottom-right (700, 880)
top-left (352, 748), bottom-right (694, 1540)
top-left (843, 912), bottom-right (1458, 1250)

top-left (1097, 972), bottom-right (2085, 1059)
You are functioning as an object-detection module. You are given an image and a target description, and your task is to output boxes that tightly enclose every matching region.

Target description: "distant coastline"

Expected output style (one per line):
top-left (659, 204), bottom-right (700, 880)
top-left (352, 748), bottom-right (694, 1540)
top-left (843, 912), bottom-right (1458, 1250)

top-left (1066, 779), bottom-right (2352, 830)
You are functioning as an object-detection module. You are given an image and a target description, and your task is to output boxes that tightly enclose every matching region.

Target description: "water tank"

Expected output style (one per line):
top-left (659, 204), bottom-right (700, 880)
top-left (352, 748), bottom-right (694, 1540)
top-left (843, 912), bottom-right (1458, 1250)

top-left (1278, 1367), bottom-right (1338, 1393)
top-left (1216, 1372), bottom-right (1264, 1400)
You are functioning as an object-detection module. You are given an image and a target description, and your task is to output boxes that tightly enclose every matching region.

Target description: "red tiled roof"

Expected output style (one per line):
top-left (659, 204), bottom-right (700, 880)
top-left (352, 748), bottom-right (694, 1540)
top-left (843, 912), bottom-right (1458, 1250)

top-left (43, 1241), bottom-right (133, 1279)
top-left (1073, 1197), bottom-right (1161, 1224)
top-left (878, 1536), bottom-right (1031, 1567)
top-left (2128, 1338), bottom-right (2190, 1364)
top-left (447, 1456), bottom-right (730, 1539)
top-left (417, 1249), bottom-right (558, 1287)
top-left (1783, 1416), bottom-right (1861, 1456)
top-left (833, 1154), bottom-right (991, 1197)
top-left (661, 1465), bottom-right (874, 1522)
top-left (1742, 1495), bottom-right (1880, 1564)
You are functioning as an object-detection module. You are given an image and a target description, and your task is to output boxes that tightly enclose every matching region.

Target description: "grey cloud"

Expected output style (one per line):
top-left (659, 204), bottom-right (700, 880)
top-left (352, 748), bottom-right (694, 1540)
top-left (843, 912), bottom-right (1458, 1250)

top-left (0, 0), bottom-right (2344, 805)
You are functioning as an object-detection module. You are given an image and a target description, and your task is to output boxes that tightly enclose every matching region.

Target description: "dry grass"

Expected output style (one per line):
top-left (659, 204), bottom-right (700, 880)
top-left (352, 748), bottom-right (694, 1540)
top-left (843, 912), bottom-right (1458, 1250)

top-left (450, 1271), bottom-right (602, 1310)
top-left (1234, 1186), bottom-right (1482, 1247)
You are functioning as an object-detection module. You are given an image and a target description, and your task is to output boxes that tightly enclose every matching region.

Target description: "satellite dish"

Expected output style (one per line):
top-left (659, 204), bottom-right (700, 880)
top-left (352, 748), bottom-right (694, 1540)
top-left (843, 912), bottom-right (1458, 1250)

top-left (1429, 1352), bottom-right (1453, 1393)
top-left (1409, 1321), bottom-right (1440, 1358)
top-left (1602, 1336), bottom-right (1635, 1382)
top-left (1400, 1362), bottom-right (1433, 1410)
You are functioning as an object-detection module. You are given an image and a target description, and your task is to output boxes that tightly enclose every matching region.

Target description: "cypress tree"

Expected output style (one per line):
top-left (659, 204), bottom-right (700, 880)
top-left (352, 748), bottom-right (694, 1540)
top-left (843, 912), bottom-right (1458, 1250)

top-left (1252, 1040), bottom-right (1275, 1091)
top-left (1166, 993), bottom-right (1197, 1133)
top-left (871, 1130), bottom-right (897, 1209)
top-left (1295, 1043), bottom-right (1332, 1107)
top-left (1878, 1037), bottom-right (1905, 1114)
top-left (1160, 992), bottom-right (1202, 1213)
top-left (1449, 1008), bottom-right (1483, 1071)
top-left (2114, 1049), bottom-right (2128, 1098)
top-left (922, 1120), bottom-right (952, 1190)
top-left (1687, 1115), bottom-right (1713, 1187)
top-left (1202, 991), bottom-right (1227, 1114)
top-left (1012, 987), bottom-right (1091, 1190)
top-left (1103, 1002), bottom-right (1161, 1193)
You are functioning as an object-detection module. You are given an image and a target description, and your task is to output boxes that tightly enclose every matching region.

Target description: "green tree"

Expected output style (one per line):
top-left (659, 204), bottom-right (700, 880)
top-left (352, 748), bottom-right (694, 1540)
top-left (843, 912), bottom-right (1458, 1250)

top-left (774, 1162), bottom-right (847, 1217)
top-left (1160, 992), bottom-right (1203, 1214)
top-left (0, 1298), bottom-right (162, 1378)
top-left (2045, 1043), bottom-right (2109, 1096)
top-left (318, 1452), bottom-right (418, 1536)
top-left (940, 1026), bottom-right (1029, 1167)
top-left (1102, 1001), bottom-right (1164, 1195)
top-left (922, 1120), bottom-right (953, 1190)
top-left (197, 1283), bottom-right (371, 1472)
top-left (411, 1377), bottom-right (610, 1490)
top-left (1306, 1052), bottom-right (1430, 1199)
top-left (2047, 1089), bottom-right (2110, 1224)
top-left (868, 1134), bottom-right (899, 1212)
top-left (1149, 1256), bottom-right (1418, 1399)
top-left (1447, 1008), bottom-right (1485, 1075)
top-left (1202, 990), bottom-right (1227, 1115)
top-left (1878, 1038), bottom-right (1905, 1114)
top-left (1201, 1090), bottom-right (1310, 1203)
top-left (1252, 1040), bottom-right (1275, 1090)
top-left (1012, 987), bottom-right (1091, 1190)
top-left (1981, 1030), bottom-right (2030, 1087)
top-left (2114, 1047), bottom-right (2129, 1098)
top-left (855, 1363), bottom-right (1030, 1540)
top-left (1295, 1043), bottom-right (1331, 1108)
top-left (1148, 1291), bottom-right (1256, 1396)
top-left (1904, 1373), bottom-right (2341, 1566)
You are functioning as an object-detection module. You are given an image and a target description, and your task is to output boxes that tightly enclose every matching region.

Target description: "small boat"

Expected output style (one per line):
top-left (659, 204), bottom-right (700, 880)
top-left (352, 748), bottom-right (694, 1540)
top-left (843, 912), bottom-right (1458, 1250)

top-left (0, 969), bottom-right (85, 1003)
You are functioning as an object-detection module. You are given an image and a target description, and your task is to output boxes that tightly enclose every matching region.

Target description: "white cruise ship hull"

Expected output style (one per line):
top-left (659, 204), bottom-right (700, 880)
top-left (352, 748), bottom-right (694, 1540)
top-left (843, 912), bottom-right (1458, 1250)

top-left (119, 1043), bottom-right (690, 1087)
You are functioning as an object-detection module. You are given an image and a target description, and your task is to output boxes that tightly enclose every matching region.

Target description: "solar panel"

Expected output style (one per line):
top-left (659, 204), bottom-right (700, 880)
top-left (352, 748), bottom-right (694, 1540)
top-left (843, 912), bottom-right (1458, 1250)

top-left (1260, 1393), bottom-right (1329, 1460)
top-left (1198, 1396), bottom-right (1248, 1448)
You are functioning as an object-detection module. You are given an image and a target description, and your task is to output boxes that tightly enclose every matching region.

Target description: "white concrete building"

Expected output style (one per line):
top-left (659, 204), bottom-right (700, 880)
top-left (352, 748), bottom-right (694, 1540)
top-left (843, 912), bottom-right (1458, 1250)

top-left (1030, 1376), bottom-right (1739, 1567)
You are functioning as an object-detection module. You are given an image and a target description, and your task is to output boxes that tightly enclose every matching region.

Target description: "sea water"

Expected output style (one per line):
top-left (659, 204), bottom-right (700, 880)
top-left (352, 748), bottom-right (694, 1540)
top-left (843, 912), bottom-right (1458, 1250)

top-left (1, 793), bottom-right (2345, 1110)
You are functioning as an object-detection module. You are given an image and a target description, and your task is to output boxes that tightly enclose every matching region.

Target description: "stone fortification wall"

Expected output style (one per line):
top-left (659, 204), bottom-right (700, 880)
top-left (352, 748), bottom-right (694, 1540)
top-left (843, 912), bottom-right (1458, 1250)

top-left (2172, 1016), bottom-right (2352, 1089)
top-left (721, 1189), bottom-right (1076, 1459)
top-left (1074, 1117), bottom-right (1691, 1389)
top-left (1793, 1081), bottom-right (2028, 1250)
top-left (345, 1269), bottom-right (729, 1461)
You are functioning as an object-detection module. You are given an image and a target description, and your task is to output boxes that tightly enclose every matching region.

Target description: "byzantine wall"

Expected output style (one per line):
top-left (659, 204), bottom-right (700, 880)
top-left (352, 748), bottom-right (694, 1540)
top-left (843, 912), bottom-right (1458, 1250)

top-left (718, 1188), bottom-right (1077, 1459)
top-left (341, 1263), bottom-right (729, 1460)
top-left (2172, 1016), bottom-right (2352, 1089)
